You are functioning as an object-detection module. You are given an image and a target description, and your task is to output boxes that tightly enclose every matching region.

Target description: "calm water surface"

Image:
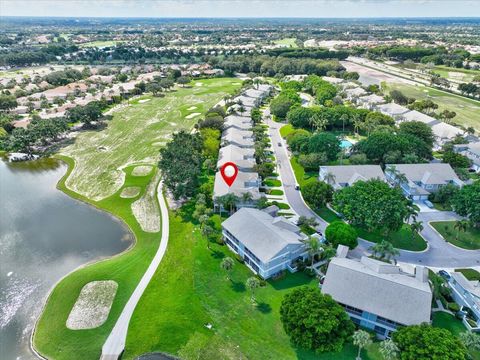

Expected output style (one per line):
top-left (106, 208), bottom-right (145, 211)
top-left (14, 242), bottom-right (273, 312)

top-left (0, 158), bottom-right (131, 359)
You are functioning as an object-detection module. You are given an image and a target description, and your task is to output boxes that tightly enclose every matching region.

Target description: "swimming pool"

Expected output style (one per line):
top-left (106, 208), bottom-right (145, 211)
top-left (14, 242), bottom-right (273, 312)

top-left (340, 139), bottom-right (353, 149)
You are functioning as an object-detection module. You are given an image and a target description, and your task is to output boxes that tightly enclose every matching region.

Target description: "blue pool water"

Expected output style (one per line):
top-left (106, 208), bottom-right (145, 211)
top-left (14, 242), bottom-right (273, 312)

top-left (340, 140), bottom-right (353, 149)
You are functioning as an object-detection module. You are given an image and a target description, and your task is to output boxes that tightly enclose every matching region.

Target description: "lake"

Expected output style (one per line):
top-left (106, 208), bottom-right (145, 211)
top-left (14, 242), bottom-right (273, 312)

top-left (0, 158), bottom-right (131, 360)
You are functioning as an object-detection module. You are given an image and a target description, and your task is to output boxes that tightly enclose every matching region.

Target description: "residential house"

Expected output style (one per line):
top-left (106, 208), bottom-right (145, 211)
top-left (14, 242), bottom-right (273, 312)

top-left (357, 94), bottom-right (386, 110)
top-left (385, 163), bottom-right (463, 200)
top-left (221, 128), bottom-right (255, 148)
top-left (448, 272), bottom-right (480, 332)
top-left (454, 142), bottom-right (480, 173)
top-left (217, 144), bottom-right (256, 172)
top-left (319, 165), bottom-right (386, 190)
top-left (344, 87), bottom-right (368, 102)
top-left (321, 246), bottom-right (432, 338)
top-left (213, 170), bottom-right (262, 209)
top-left (224, 115), bottom-right (252, 131)
top-left (221, 207), bottom-right (310, 279)
top-left (403, 110), bottom-right (463, 148)
top-left (376, 103), bottom-right (410, 122)
top-left (322, 76), bottom-right (345, 85)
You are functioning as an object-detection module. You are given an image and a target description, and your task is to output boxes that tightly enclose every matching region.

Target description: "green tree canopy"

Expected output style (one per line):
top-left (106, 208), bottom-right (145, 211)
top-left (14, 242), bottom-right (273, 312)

top-left (452, 182), bottom-right (480, 227)
top-left (392, 324), bottom-right (467, 360)
top-left (325, 221), bottom-right (358, 249)
top-left (307, 132), bottom-right (340, 161)
top-left (158, 130), bottom-right (203, 200)
top-left (302, 181), bottom-right (333, 209)
top-left (333, 179), bottom-right (410, 235)
top-left (280, 287), bottom-right (354, 352)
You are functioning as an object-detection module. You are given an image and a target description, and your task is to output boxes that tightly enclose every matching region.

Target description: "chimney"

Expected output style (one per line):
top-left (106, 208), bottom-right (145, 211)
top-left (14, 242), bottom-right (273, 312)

top-left (415, 266), bottom-right (428, 283)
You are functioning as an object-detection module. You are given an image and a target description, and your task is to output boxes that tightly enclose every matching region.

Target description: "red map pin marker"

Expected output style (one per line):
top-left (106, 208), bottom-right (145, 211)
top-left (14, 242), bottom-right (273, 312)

top-left (220, 162), bottom-right (239, 187)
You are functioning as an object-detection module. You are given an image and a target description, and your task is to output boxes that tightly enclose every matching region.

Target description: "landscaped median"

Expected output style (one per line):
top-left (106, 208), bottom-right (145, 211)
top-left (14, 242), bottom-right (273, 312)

top-left (430, 221), bottom-right (480, 250)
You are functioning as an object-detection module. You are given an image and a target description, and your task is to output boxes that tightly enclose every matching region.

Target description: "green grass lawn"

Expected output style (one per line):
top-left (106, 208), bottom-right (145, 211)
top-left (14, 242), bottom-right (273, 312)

top-left (290, 156), bottom-right (318, 188)
top-left (455, 268), bottom-right (480, 281)
top-left (269, 189), bottom-right (284, 196)
top-left (431, 221), bottom-right (480, 250)
top-left (33, 78), bottom-right (241, 360)
top-left (355, 225), bottom-right (427, 252)
top-left (274, 38), bottom-right (298, 48)
top-left (124, 210), bottom-right (383, 360)
top-left (383, 82), bottom-right (480, 133)
top-left (433, 65), bottom-right (480, 82)
top-left (265, 179), bottom-right (282, 187)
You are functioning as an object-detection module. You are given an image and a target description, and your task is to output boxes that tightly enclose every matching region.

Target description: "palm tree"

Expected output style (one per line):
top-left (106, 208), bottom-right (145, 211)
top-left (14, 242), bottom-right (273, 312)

top-left (370, 240), bottom-right (399, 263)
top-left (310, 113), bottom-right (328, 132)
top-left (241, 192), bottom-right (253, 204)
top-left (411, 220), bottom-right (424, 241)
top-left (353, 330), bottom-right (372, 360)
top-left (253, 78), bottom-right (261, 89)
top-left (201, 224), bottom-right (215, 250)
top-left (304, 236), bottom-right (321, 268)
top-left (320, 243), bottom-right (336, 261)
top-left (353, 118), bottom-right (362, 136)
top-left (238, 104), bottom-right (246, 116)
top-left (379, 339), bottom-right (399, 360)
top-left (220, 257), bottom-right (235, 281)
top-left (323, 172), bottom-right (336, 186)
top-left (454, 220), bottom-right (469, 241)
top-left (246, 277), bottom-right (261, 303)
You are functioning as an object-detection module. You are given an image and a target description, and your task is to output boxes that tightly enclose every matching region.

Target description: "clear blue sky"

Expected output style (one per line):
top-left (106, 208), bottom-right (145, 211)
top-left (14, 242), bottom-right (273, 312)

top-left (1, 0), bottom-right (479, 18)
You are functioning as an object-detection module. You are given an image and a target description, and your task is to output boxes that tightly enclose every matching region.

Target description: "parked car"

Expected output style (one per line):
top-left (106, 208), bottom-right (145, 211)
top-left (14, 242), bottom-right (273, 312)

top-left (295, 184), bottom-right (300, 190)
top-left (438, 270), bottom-right (450, 280)
top-left (278, 142), bottom-right (282, 147)
top-left (424, 200), bottom-right (434, 209)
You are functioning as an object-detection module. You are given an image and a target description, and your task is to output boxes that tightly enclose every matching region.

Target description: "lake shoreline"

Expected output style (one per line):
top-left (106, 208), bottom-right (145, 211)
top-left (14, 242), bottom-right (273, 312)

top-left (28, 155), bottom-right (137, 360)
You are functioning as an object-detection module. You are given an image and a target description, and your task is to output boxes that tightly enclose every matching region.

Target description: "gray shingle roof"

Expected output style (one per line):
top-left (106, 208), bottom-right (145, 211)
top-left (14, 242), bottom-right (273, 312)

top-left (221, 208), bottom-right (307, 263)
top-left (377, 103), bottom-right (410, 116)
top-left (213, 171), bottom-right (261, 199)
top-left (320, 165), bottom-right (385, 188)
top-left (322, 256), bottom-right (432, 325)
top-left (387, 163), bottom-right (462, 185)
top-left (217, 144), bottom-right (256, 170)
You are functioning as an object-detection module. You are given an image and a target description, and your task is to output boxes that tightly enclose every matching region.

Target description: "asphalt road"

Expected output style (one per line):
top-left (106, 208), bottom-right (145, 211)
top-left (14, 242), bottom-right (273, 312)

top-left (265, 115), bottom-right (480, 268)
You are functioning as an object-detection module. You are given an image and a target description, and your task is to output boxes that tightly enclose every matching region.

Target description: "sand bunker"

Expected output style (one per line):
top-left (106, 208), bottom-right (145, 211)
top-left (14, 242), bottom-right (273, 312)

top-left (187, 106), bottom-right (197, 111)
top-left (66, 281), bottom-right (118, 330)
top-left (138, 99), bottom-right (151, 103)
top-left (195, 82), bottom-right (204, 86)
top-left (185, 112), bottom-right (201, 119)
top-left (120, 186), bottom-right (141, 198)
top-left (131, 170), bottom-right (161, 233)
top-left (132, 165), bottom-right (153, 176)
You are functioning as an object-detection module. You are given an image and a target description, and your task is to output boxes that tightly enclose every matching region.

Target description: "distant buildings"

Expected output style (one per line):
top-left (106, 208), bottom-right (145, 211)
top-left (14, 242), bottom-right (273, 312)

top-left (448, 272), bottom-right (480, 332)
top-left (322, 246), bottom-right (432, 339)
top-left (385, 163), bottom-right (463, 201)
top-left (221, 207), bottom-right (311, 279)
top-left (319, 165), bottom-right (386, 190)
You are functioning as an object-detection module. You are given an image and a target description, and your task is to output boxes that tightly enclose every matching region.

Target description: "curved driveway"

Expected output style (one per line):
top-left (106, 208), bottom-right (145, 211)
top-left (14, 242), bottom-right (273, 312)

top-left (266, 117), bottom-right (480, 268)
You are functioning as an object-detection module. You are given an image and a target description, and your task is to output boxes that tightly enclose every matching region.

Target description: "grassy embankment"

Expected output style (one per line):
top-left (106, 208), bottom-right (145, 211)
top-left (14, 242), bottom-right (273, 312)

top-left (282, 125), bottom-right (426, 251)
top-left (383, 82), bottom-right (480, 133)
top-left (430, 221), bottom-right (480, 250)
top-left (33, 78), bottom-right (241, 360)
